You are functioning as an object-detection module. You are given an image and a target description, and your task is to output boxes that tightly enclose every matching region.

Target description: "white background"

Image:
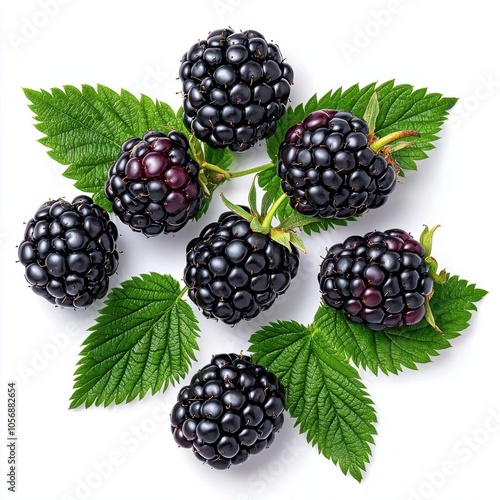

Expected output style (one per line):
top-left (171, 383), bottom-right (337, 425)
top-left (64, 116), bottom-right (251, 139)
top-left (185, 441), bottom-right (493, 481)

top-left (1, 1), bottom-right (499, 499)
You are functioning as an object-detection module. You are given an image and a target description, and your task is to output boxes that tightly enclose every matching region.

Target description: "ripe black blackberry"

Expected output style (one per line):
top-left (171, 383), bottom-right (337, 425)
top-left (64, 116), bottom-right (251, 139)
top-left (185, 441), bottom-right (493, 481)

top-left (18, 195), bottom-right (119, 308)
top-left (318, 229), bottom-right (434, 330)
top-left (105, 130), bottom-right (202, 237)
top-left (183, 210), bottom-right (299, 325)
top-left (171, 353), bottom-right (285, 469)
top-left (277, 109), bottom-right (417, 219)
top-left (179, 28), bottom-right (294, 152)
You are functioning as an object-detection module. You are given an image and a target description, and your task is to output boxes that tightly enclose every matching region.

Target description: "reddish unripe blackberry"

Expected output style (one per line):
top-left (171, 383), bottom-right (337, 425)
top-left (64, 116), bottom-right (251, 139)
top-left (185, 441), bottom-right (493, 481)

top-left (171, 353), bottom-right (285, 469)
top-left (105, 130), bottom-right (202, 237)
top-left (318, 229), bottom-right (434, 330)
top-left (183, 210), bottom-right (299, 324)
top-left (18, 195), bottom-right (119, 308)
top-left (179, 28), bottom-right (294, 152)
top-left (278, 109), bottom-right (399, 218)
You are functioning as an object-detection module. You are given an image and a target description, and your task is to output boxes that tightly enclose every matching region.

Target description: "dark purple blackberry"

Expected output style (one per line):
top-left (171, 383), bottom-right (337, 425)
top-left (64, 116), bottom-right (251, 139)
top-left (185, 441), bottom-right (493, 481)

top-left (183, 210), bottom-right (299, 324)
top-left (171, 353), bottom-right (285, 469)
top-left (278, 109), bottom-right (398, 218)
top-left (318, 229), bottom-right (434, 331)
top-left (105, 130), bottom-right (202, 237)
top-left (18, 195), bottom-right (119, 308)
top-left (179, 28), bottom-right (294, 152)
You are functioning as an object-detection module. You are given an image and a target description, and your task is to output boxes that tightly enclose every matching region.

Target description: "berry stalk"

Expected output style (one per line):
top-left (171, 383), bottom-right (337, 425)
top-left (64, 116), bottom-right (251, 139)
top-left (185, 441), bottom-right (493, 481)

top-left (370, 130), bottom-right (420, 153)
top-left (230, 162), bottom-right (274, 178)
top-left (261, 192), bottom-right (288, 229)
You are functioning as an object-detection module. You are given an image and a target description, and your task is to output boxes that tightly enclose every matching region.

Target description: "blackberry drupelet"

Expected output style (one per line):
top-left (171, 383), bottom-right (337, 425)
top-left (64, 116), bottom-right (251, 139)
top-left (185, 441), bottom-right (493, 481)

top-left (105, 130), bottom-right (202, 237)
top-left (278, 109), bottom-right (397, 218)
top-left (318, 229), bottom-right (434, 330)
top-left (183, 210), bottom-right (299, 325)
top-left (179, 28), bottom-right (294, 152)
top-left (18, 195), bottom-right (119, 308)
top-left (171, 353), bottom-right (285, 469)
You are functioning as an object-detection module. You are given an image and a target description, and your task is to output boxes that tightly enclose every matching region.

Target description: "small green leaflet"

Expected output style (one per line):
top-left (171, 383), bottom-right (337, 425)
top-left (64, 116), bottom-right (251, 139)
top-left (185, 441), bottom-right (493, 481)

top-left (70, 273), bottom-right (199, 409)
top-left (259, 80), bottom-right (457, 234)
top-left (314, 275), bottom-right (487, 375)
top-left (249, 321), bottom-right (377, 482)
top-left (23, 85), bottom-right (231, 215)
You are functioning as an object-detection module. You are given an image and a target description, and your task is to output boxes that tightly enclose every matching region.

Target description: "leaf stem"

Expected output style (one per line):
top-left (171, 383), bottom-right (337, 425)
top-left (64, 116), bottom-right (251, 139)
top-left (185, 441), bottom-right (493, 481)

top-left (202, 162), bottom-right (231, 180)
top-left (262, 192), bottom-right (288, 229)
top-left (370, 130), bottom-right (420, 152)
top-left (230, 162), bottom-right (275, 178)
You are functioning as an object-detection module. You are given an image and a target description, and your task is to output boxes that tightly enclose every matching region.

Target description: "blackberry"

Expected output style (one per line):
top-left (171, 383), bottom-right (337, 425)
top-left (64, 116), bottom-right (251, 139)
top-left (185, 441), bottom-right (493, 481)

top-left (318, 229), bottom-right (434, 331)
top-left (105, 130), bottom-right (202, 237)
top-left (179, 28), bottom-right (294, 152)
top-left (18, 195), bottom-right (119, 308)
top-left (183, 210), bottom-right (299, 324)
top-left (277, 109), bottom-right (398, 218)
top-left (171, 353), bottom-right (285, 469)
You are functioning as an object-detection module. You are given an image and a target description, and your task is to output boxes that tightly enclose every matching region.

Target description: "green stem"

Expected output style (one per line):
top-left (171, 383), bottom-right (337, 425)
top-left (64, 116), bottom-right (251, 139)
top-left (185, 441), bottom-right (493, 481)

top-left (262, 192), bottom-right (288, 229)
top-left (202, 162), bottom-right (231, 179)
top-left (370, 130), bottom-right (420, 153)
top-left (230, 162), bottom-right (275, 178)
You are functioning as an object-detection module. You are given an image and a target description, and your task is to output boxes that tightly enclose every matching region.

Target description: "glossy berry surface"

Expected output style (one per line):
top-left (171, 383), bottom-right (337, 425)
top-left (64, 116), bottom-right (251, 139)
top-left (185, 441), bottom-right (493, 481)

top-left (183, 210), bottom-right (299, 324)
top-left (18, 195), bottom-right (119, 308)
top-left (179, 28), bottom-right (294, 152)
top-left (278, 109), bottom-right (397, 218)
top-left (318, 228), bottom-right (433, 330)
top-left (105, 130), bottom-right (202, 236)
top-left (171, 353), bottom-right (285, 469)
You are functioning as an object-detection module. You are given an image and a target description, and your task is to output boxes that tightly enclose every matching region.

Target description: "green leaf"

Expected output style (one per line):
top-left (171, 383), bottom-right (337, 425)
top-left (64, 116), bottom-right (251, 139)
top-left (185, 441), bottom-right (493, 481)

top-left (314, 275), bottom-right (487, 375)
top-left (259, 81), bottom-right (457, 233)
top-left (24, 85), bottom-right (227, 215)
top-left (249, 320), bottom-right (377, 482)
top-left (69, 273), bottom-right (200, 409)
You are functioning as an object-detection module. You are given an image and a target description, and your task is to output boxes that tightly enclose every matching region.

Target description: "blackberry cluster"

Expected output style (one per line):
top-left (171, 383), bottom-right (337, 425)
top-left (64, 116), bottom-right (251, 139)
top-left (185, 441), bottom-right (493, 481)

top-left (105, 130), bottom-right (202, 237)
top-left (18, 195), bottom-right (119, 308)
top-left (278, 109), bottom-right (397, 218)
top-left (171, 353), bottom-right (285, 469)
top-left (318, 229), bottom-right (433, 330)
top-left (179, 28), bottom-right (294, 152)
top-left (184, 210), bottom-right (299, 325)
